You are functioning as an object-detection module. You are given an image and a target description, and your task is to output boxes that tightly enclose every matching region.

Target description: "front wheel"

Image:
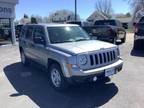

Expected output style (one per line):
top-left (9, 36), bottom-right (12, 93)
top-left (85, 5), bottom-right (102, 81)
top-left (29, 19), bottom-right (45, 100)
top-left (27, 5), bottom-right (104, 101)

top-left (49, 63), bottom-right (69, 91)
top-left (20, 51), bottom-right (29, 66)
top-left (113, 37), bottom-right (117, 45)
top-left (121, 37), bottom-right (126, 43)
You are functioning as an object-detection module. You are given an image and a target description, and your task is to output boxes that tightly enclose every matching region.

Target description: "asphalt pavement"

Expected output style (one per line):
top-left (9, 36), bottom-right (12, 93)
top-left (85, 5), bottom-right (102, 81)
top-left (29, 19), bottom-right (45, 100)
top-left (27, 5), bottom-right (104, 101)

top-left (0, 33), bottom-right (144, 108)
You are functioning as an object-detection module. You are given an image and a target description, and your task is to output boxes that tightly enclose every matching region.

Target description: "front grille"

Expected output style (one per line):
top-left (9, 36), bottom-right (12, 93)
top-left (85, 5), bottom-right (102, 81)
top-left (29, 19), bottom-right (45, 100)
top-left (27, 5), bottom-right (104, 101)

top-left (89, 50), bottom-right (117, 68)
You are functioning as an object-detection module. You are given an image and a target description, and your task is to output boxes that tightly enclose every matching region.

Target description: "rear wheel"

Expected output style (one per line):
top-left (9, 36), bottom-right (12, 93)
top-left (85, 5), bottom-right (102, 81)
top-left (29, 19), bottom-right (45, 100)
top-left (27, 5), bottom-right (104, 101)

top-left (121, 37), bottom-right (126, 43)
top-left (48, 63), bottom-right (69, 91)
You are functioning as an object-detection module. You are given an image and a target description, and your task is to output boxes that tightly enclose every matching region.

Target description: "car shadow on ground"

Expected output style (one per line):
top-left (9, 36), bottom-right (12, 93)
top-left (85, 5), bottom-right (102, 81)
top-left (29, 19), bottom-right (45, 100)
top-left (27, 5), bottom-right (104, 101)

top-left (131, 49), bottom-right (144, 57)
top-left (4, 62), bottom-right (118, 108)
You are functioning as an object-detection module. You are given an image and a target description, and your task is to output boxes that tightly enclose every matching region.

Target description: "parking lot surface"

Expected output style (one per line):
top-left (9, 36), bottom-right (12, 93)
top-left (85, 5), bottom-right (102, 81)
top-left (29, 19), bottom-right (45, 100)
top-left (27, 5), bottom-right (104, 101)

top-left (0, 33), bottom-right (144, 108)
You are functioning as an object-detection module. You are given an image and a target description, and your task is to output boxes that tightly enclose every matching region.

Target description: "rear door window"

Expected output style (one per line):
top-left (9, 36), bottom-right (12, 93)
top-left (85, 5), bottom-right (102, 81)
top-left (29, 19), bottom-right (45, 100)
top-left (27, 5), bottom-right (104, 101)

top-left (25, 26), bottom-right (34, 40)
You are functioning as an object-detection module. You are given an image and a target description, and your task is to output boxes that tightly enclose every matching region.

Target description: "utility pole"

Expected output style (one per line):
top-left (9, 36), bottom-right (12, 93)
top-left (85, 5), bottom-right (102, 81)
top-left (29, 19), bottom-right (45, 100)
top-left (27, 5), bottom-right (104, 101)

top-left (75, 0), bottom-right (77, 21)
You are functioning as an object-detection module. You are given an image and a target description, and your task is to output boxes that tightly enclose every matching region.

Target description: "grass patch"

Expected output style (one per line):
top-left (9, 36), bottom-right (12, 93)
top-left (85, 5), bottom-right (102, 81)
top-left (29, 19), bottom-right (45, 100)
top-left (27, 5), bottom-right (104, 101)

top-left (126, 28), bottom-right (134, 33)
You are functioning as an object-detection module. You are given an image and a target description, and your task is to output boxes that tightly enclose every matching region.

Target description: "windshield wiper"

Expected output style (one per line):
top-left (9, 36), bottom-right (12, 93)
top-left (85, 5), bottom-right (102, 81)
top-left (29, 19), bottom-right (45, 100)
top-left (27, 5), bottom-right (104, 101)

top-left (59, 40), bottom-right (75, 43)
top-left (75, 38), bottom-right (90, 42)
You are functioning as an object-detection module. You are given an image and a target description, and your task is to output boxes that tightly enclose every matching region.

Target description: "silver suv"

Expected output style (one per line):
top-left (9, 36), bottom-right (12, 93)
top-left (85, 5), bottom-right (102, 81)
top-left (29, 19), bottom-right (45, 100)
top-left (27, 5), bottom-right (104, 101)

top-left (19, 24), bottom-right (123, 90)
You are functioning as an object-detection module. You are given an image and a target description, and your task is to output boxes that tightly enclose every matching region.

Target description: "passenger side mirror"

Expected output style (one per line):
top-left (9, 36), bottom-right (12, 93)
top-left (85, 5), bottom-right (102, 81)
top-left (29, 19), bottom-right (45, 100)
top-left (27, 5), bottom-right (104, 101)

top-left (33, 35), bottom-right (45, 45)
top-left (122, 23), bottom-right (128, 29)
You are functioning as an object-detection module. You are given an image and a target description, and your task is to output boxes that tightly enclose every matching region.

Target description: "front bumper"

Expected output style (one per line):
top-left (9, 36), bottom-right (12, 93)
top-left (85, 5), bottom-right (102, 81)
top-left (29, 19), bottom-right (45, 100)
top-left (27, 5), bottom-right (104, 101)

top-left (134, 35), bottom-right (144, 40)
top-left (67, 59), bottom-right (123, 83)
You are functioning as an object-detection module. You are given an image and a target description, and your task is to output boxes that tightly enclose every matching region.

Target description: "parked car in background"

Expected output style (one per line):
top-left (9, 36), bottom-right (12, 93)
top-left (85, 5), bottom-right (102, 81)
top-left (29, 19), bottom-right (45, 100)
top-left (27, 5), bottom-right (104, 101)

top-left (133, 16), bottom-right (144, 50)
top-left (19, 24), bottom-right (123, 91)
top-left (83, 26), bottom-right (117, 43)
top-left (91, 19), bottom-right (126, 44)
top-left (15, 24), bottom-right (24, 38)
top-left (0, 27), bottom-right (11, 40)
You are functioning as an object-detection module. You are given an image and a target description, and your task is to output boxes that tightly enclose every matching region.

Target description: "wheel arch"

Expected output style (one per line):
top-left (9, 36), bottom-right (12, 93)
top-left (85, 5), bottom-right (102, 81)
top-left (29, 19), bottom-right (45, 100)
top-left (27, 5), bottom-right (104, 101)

top-left (47, 58), bottom-right (62, 71)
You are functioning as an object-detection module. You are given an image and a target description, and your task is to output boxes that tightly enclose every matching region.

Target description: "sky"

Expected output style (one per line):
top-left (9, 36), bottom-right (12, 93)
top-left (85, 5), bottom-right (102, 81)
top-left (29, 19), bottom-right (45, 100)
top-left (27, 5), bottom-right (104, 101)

top-left (16, 0), bottom-right (130, 20)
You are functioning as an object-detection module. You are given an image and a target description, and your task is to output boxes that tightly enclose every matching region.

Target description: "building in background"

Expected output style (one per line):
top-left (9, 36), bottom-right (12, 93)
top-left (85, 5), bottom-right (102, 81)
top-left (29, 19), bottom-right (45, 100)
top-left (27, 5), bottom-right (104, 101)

top-left (0, 0), bottom-right (19, 44)
top-left (116, 17), bottom-right (132, 29)
top-left (48, 10), bottom-right (80, 23)
top-left (87, 11), bottom-right (109, 25)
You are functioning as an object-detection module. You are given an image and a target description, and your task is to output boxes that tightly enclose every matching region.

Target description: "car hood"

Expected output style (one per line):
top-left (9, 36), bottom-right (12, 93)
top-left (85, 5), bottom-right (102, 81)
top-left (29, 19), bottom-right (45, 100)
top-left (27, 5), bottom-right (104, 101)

top-left (50, 40), bottom-right (117, 55)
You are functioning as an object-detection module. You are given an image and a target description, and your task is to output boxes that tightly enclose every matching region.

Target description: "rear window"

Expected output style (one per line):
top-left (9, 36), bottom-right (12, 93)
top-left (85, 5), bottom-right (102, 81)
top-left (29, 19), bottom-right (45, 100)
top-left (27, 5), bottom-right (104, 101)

top-left (83, 27), bottom-right (110, 36)
top-left (95, 20), bottom-right (116, 26)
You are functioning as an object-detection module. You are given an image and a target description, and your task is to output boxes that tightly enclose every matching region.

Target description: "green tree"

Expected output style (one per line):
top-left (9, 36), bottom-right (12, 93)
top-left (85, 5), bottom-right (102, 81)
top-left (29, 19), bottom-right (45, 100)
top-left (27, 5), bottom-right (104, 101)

top-left (31, 16), bottom-right (37, 24)
top-left (24, 14), bottom-right (29, 18)
top-left (126, 12), bottom-right (131, 17)
top-left (127, 0), bottom-right (144, 20)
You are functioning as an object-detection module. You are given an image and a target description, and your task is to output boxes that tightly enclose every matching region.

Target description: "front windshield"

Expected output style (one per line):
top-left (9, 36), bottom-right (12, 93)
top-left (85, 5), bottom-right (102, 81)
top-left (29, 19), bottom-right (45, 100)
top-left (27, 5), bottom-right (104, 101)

top-left (47, 26), bottom-right (90, 44)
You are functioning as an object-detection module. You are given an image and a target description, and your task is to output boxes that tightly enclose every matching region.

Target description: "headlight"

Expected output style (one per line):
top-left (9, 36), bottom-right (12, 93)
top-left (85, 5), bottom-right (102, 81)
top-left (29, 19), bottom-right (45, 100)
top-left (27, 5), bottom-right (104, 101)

top-left (78, 55), bottom-right (87, 65)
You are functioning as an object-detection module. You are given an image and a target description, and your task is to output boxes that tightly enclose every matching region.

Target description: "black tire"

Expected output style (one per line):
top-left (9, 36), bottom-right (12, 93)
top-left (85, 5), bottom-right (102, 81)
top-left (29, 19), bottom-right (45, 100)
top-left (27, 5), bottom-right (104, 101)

top-left (121, 37), bottom-right (126, 43)
top-left (48, 63), bottom-right (69, 91)
top-left (20, 50), bottom-right (30, 66)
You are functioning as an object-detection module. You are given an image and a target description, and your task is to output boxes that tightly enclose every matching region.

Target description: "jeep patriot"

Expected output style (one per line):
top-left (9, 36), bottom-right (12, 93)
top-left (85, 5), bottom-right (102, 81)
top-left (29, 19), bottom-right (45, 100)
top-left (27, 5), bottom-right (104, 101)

top-left (19, 24), bottom-right (123, 90)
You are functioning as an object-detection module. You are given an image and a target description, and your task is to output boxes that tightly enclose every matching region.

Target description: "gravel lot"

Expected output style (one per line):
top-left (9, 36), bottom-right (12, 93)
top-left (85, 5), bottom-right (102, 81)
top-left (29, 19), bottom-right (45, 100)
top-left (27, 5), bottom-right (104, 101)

top-left (0, 33), bottom-right (144, 108)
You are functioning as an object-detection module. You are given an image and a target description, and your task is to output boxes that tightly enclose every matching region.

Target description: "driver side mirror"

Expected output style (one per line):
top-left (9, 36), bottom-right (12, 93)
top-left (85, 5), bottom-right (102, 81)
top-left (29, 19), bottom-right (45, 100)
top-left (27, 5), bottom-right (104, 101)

top-left (33, 35), bottom-right (45, 45)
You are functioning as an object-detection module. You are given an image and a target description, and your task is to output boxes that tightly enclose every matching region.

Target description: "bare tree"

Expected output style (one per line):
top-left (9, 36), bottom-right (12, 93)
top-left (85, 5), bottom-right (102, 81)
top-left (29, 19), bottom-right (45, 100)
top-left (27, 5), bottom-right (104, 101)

top-left (47, 10), bottom-right (80, 23)
top-left (128, 0), bottom-right (144, 20)
top-left (95, 0), bottom-right (113, 18)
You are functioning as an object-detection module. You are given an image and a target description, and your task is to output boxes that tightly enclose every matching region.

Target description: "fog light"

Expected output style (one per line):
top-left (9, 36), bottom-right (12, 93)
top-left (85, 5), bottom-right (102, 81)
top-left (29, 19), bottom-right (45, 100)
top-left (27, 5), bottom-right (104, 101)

top-left (93, 76), bottom-right (97, 82)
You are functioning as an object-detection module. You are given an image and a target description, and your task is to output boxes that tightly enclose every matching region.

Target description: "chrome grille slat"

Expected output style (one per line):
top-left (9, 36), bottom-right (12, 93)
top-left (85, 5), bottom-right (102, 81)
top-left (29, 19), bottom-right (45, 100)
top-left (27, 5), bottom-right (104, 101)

top-left (92, 54), bottom-right (96, 65)
top-left (89, 49), bottom-right (117, 68)
top-left (104, 52), bottom-right (108, 63)
top-left (97, 53), bottom-right (100, 65)
top-left (95, 54), bottom-right (99, 65)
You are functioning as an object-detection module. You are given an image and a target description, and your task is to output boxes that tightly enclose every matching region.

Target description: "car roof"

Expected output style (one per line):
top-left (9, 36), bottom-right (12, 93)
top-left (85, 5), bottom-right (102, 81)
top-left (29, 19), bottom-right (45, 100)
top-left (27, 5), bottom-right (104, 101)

top-left (24, 23), bottom-right (79, 27)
